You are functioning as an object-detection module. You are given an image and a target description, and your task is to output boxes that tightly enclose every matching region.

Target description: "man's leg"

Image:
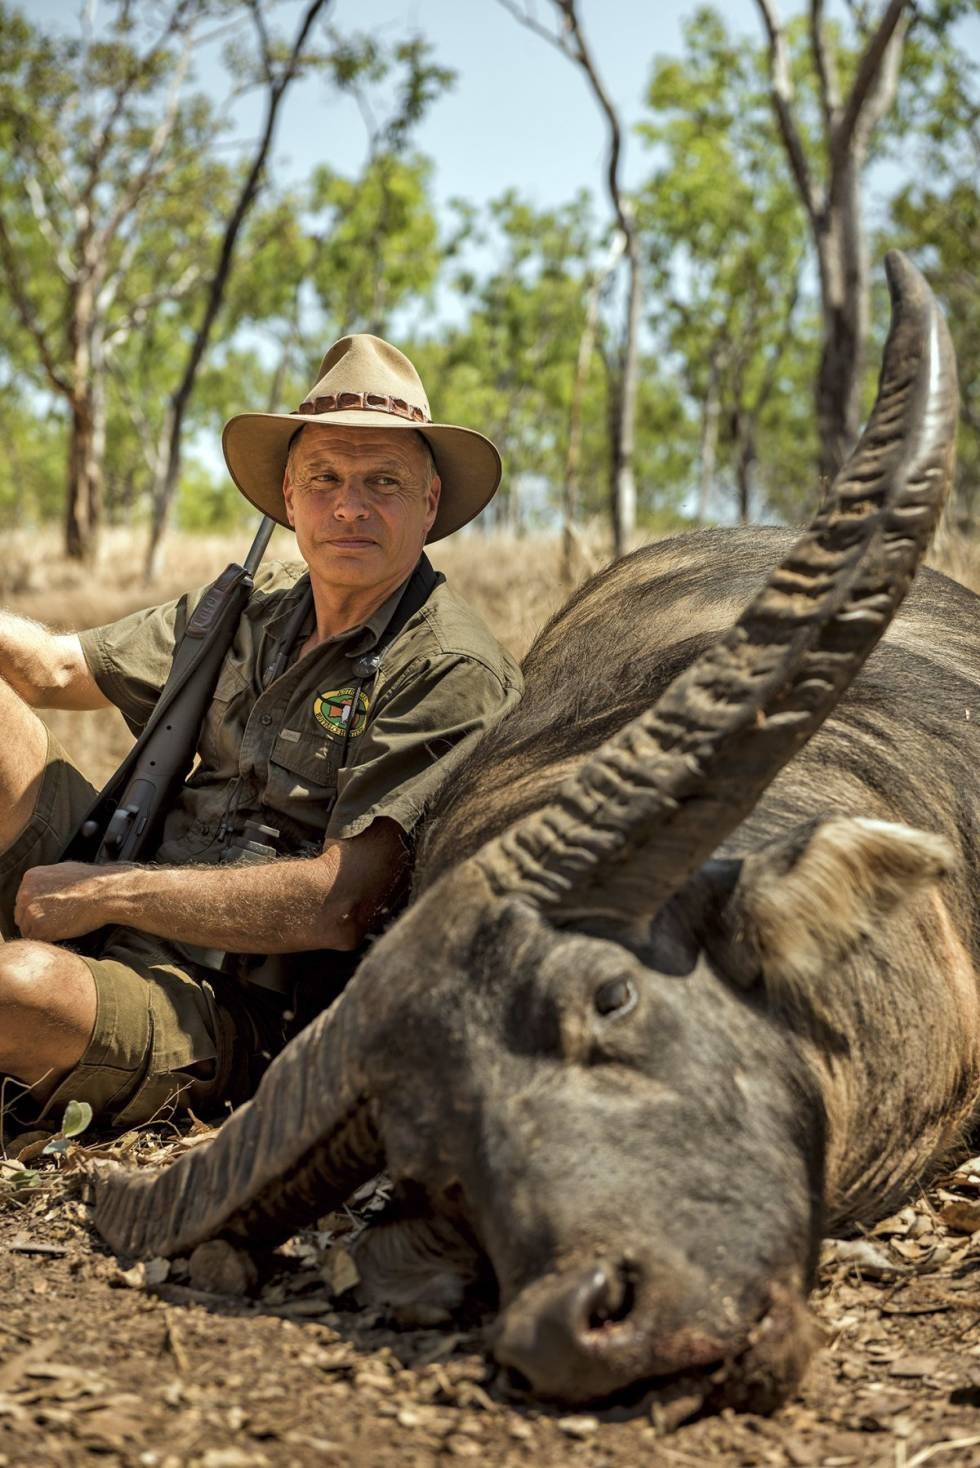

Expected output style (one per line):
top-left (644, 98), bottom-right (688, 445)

top-left (0, 686), bottom-right (100, 1116)
top-left (0, 941), bottom-right (96, 1107)
top-left (0, 676), bottom-right (50, 855)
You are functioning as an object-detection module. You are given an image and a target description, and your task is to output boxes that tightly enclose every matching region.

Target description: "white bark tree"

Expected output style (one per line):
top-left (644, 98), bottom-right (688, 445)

top-left (498, 0), bottom-right (641, 558)
top-left (754, 0), bottom-right (911, 481)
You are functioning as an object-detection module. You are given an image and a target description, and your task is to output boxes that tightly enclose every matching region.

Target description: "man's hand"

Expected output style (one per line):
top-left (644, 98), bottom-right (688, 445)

top-left (15, 861), bottom-right (125, 942)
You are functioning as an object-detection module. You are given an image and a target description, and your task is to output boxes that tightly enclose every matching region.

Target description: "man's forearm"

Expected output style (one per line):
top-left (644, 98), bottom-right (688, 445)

top-left (15, 821), bottom-right (408, 953)
top-left (93, 854), bottom-right (360, 953)
top-left (0, 610), bottom-right (109, 710)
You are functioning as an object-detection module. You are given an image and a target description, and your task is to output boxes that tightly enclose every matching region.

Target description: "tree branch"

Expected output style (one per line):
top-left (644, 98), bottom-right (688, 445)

top-left (495, 0), bottom-right (572, 55)
top-left (103, 265), bottom-right (202, 352)
top-left (24, 174), bottom-right (78, 283)
top-left (83, 64), bottom-right (144, 204)
top-left (0, 212), bottom-right (72, 398)
top-left (557, 0), bottom-right (631, 240)
top-left (755, 0), bottom-right (824, 225)
top-left (810, 0), bottom-right (841, 135)
top-left (498, 0), bottom-right (634, 239)
top-left (248, 0), bottom-right (276, 87)
top-left (753, 255), bottom-right (804, 416)
top-left (147, 0), bottom-right (330, 563)
top-left (93, 31), bottom-right (193, 262)
top-left (110, 362), bottom-right (166, 475)
top-left (80, 0), bottom-right (198, 207)
top-left (835, 0), bottom-right (909, 157)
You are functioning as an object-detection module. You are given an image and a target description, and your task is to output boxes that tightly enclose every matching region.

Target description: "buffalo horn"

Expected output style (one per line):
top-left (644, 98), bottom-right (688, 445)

top-left (93, 979), bottom-right (382, 1258)
top-left (480, 251), bottom-right (958, 922)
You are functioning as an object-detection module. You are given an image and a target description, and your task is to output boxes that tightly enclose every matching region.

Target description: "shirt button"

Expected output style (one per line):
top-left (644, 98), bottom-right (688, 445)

top-left (260, 714), bottom-right (273, 726)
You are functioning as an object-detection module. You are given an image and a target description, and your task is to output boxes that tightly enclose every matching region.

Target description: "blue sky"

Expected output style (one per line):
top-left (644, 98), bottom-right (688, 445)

top-left (277, 0), bottom-right (764, 207)
top-left (33, 0), bottom-right (765, 210)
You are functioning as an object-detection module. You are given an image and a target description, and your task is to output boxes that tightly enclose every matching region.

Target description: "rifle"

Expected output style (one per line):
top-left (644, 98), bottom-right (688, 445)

top-left (61, 516), bottom-right (276, 867)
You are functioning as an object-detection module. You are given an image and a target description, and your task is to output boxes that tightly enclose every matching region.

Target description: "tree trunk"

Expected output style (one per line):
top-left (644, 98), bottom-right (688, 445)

top-left (610, 230), bottom-right (641, 558)
top-left (814, 159), bottom-right (868, 483)
top-left (733, 412), bottom-right (756, 525)
top-left (142, 0), bottom-right (329, 582)
top-left (696, 347), bottom-right (724, 524)
top-left (562, 274), bottom-right (602, 584)
top-left (754, 0), bottom-right (908, 488)
top-left (65, 389), bottom-right (103, 562)
top-left (142, 403), bottom-right (177, 583)
top-left (64, 293), bottom-right (104, 562)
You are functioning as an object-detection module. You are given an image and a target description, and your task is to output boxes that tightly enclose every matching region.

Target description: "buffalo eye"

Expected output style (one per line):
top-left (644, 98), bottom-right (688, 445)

top-left (593, 976), bottom-right (638, 1018)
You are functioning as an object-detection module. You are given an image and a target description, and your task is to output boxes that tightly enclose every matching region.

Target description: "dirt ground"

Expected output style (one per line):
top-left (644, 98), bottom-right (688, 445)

top-left (4, 1126), bottom-right (980, 1468)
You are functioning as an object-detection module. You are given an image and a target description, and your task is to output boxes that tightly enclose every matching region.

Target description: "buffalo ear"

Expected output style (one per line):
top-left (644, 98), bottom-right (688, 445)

top-left (718, 817), bottom-right (953, 1001)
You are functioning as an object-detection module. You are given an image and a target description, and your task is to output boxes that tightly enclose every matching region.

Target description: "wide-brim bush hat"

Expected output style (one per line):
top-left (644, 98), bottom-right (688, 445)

top-left (222, 334), bottom-right (502, 542)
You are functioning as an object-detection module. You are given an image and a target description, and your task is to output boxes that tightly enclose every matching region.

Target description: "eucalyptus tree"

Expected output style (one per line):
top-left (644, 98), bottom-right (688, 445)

top-left (886, 27), bottom-right (979, 525)
top-left (142, 0), bottom-right (331, 580)
top-left (890, 174), bottom-right (979, 526)
top-left (751, 0), bottom-right (974, 482)
top-left (422, 190), bottom-right (605, 533)
top-left (0, 0), bottom-right (215, 558)
top-left (166, 32), bottom-right (451, 525)
top-left (0, 0), bottom-right (331, 567)
top-left (496, 0), bottom-right (643, 558)
top-left (638, 8), bottom-right (815, 524)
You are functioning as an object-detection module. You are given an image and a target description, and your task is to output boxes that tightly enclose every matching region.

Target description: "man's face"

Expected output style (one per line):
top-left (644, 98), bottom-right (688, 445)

top-left (283, 425), bottom-right (441, 592)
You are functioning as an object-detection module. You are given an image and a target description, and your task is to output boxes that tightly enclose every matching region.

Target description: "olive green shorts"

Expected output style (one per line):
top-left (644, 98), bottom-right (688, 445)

top-left (0, 730), bottom-right (290, 1130)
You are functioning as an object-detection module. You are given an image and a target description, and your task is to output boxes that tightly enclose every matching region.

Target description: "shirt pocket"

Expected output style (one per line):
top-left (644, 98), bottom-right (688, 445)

top-left (199, 662), bottom-right (252, 773)
top-left (263, 728), bottom-right (343, 837)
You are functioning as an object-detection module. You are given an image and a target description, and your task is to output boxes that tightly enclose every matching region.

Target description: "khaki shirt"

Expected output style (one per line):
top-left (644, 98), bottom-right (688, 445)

top-left (79, 557), bottom-right (521, 876)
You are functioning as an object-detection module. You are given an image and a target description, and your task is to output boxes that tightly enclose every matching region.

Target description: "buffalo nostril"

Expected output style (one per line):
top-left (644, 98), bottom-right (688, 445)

top-left (586, 1260), bottom-right (638, 1331)
top-left (494, 1262), bottom-right (643, 1401)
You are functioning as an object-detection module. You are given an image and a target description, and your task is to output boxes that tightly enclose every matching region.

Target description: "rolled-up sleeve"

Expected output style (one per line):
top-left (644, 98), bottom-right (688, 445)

top-left (77, 595), bottom-right (189, 736)
top-left (326, 654), bottom-right (521, 841)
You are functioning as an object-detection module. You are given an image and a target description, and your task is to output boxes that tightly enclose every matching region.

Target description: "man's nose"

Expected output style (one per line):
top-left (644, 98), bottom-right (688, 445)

top-left (331, 479), bottom-right (371, 518)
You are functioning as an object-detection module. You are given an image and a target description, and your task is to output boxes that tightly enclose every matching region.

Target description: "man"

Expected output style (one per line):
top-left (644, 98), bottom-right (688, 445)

top-left (0, 334), bottom-right (521, 1130)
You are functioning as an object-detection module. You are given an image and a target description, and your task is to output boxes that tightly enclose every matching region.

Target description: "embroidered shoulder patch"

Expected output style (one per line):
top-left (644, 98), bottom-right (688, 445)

top-left (312, 685), bottom-right (370, 739)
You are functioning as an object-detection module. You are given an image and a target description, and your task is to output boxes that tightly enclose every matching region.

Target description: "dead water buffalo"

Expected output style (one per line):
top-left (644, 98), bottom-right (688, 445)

top-left (94, 253), bottom-right (975, 1416)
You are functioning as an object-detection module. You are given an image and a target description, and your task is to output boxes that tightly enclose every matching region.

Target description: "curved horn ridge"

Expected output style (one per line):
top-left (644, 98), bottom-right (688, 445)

top-left (94, 984), bottom-right (383, 1259)
top-left (480, 251), bottom-right (958, 918)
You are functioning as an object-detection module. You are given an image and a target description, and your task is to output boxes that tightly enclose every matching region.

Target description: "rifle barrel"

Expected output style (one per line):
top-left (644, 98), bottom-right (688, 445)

top-left (243, 516), bottom-right (277, 577)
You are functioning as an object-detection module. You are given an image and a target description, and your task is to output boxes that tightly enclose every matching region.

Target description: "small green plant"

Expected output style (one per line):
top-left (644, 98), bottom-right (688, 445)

top-left (42, 1099), bottom-right (94, 1156)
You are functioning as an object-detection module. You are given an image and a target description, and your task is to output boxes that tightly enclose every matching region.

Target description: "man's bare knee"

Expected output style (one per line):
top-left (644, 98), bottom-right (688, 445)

top-left (0, 940), bottom-right (97, 1092)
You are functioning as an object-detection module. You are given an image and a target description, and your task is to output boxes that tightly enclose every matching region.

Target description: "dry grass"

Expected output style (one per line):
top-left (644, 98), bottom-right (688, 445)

top-left (2, 520), bottom-right (977, 789)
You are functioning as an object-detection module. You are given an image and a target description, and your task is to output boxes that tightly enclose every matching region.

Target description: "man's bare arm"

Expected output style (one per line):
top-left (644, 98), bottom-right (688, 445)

top-left (15, 818), bottom-right (408, 954)
top-left (0, 611), bottom-right (111, 710)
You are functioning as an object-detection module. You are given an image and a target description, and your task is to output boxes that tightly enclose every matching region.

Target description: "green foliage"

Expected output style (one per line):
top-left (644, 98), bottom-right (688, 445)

top-left (308, 154), bottom-right (442, 334)
top-left (175, 456), bottom-right (254, 533)
top-left (0, 385), bottom-right (67, 526)
top-left (888, 172), bottom-right (980, 523)
top-left (637, 6), bottom-right (817, 521)
top-left (419, 191), bottom-right (602, 523)
top-left (177, 31), bottom-right (450, 441)
top-left (42, 1098), bottom-right (94, 1155)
